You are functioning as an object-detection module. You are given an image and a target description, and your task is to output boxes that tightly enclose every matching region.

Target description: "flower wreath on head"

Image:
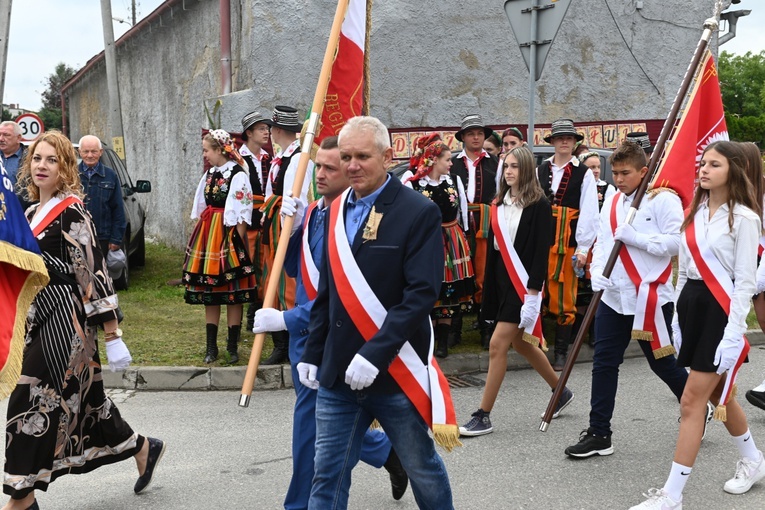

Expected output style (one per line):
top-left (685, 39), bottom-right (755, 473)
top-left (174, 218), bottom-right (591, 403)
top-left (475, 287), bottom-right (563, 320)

top-left (407, 133), bottom-right (451, 183)
top-left (209, 129), bottom-right (245, 167)
top-left (578, 151), bottom-right (600, 164)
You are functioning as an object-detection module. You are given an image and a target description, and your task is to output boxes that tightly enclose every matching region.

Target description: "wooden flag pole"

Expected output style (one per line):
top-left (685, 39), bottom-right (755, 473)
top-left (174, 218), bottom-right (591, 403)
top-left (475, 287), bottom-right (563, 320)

top-left (239, 0), bottom-right (352, 407)
top-left (539, 13), bottom-right (721, 431)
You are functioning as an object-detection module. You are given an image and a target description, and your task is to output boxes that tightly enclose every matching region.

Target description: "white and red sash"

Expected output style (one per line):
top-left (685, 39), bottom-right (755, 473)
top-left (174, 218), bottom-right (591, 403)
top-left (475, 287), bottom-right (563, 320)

top-left (683, 208), bottom-right (750, 421)
top-left (490, 203), bottom-right (547, 351)
top-left (326, 188), bottom-right (460, 451)
top-left (610, 193), bottom-right (675, 359)
top-left (299, 201), bottom-right (321, 301)
top-left (30, 195), bottom-right (82, 236)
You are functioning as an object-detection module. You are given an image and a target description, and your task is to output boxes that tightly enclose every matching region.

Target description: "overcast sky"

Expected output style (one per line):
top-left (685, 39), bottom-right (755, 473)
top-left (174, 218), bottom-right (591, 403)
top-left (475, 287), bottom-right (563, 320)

top-left (3, 0), bottom-right (764, 112)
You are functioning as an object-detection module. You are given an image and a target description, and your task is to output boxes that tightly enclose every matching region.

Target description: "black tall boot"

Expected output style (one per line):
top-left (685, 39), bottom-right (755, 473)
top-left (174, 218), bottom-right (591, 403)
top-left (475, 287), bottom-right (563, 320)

top-left (448, 310), bottom-right (462, 348)
top-left (553, 323), bottom-right (573, 372)
top-left (264, 330), bottom-right (289, 365)
top-left (204, 323), bottom-right (218, 364)
top-left (435, 323), bottom-right (450, 359)
top-left (245, 301), bottom-right (261, 332)
top-left (227, 325), bottom-right (241, 364)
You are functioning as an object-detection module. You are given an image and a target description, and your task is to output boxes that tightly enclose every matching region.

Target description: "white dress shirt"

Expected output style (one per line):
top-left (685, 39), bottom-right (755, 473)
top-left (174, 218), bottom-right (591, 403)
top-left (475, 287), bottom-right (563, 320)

top-left (266, 140), bottom-right (313, 203)
top-left (239, 144), bottom-right (269, 190)
top-left (546, 156), bottom-right (599, 253)
top-left (676, 200), bottom-right (760, 336)
top-left (456, 149), bottom-right (489, 203)
top-left (592, 190), bottom-right (682, 315)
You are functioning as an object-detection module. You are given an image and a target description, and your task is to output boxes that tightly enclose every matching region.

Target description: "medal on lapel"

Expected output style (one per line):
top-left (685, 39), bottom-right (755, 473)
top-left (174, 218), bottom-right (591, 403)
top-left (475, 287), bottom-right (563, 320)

top-left (362, 206), bottom-right (383, 242)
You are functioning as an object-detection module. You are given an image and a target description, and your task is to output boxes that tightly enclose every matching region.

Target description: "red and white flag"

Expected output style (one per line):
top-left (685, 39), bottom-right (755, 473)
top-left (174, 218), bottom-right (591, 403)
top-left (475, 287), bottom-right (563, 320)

top-left (317, 0), bottom-right (367, 142)
top-left (650, 49), bottom-right (728, 208)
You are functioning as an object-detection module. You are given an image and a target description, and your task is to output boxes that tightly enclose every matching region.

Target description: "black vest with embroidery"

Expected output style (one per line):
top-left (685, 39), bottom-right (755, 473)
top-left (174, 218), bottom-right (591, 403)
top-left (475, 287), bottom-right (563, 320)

top-left (242, 154), bottom-right (264, 231)
top-left (450, 153), bottom-right (497, 205)
top-left (274, 147), bottom-right (301, 197)
top-left (537, 159), bottom-right (587, 247)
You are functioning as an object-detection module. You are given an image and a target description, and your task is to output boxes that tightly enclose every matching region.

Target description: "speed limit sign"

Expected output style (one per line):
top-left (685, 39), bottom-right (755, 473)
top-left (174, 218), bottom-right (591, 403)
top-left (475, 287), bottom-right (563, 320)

top-left (15, 113), bottom-right (45, 142)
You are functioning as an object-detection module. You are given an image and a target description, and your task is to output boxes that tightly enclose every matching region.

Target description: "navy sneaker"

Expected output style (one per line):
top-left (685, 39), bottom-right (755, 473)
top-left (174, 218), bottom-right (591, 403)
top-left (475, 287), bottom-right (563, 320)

top-left (541, 387), bottom-right (575, 419)
top-left (459, 409), bottom-right (493, 437)
top-left (565, 428), bottom-right (614, 458)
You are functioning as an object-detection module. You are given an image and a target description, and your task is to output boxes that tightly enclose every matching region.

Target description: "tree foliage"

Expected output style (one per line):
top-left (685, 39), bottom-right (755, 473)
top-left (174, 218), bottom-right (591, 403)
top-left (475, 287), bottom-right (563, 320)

top-left (718, 50), bottom-right (765, 146)
top-left (40, 62), bottom-right (76, 110)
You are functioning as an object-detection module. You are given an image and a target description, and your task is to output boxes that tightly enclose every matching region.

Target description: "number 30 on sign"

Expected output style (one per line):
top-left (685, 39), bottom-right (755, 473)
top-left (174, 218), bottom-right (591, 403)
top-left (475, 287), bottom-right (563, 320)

top-left (15, 113), bottom-right (45, 142)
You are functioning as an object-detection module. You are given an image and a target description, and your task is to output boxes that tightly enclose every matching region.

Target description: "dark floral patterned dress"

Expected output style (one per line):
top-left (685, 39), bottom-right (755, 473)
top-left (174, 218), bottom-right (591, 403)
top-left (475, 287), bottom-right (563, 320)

top-left (4, 195), bottom-right (143, 499)
top-left (412, 175), bottom-right (475, 318)
top-left (183, 161), bottom-right (257, 305)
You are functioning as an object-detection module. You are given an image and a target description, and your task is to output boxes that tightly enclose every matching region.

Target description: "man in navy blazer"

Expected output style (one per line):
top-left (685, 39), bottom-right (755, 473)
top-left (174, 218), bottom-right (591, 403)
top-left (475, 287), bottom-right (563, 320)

top-left (299, 117), bottom-right (453, 509)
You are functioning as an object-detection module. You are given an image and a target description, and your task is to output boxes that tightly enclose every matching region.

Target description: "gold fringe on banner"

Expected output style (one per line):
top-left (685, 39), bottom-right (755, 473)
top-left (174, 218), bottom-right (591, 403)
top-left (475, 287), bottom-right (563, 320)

top-left (714, 384), bottom-right (738, 422)
top-left (370, 419), bottom-right (381, 430)
top-left (632, 329), bottom-right (653, 341)
top-left (522, 332), bottom-right (548, 352)
top-left (0, 242), bottom-right (49, 400)
top-left (652, 344), bottom-right (677, 359)
top-left (432, 424), bottom-right (462, 453)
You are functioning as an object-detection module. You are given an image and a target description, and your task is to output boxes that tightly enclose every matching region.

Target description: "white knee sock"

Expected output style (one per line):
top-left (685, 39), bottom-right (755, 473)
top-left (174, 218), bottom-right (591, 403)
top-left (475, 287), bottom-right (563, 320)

top-left (732, 429), bottom-right (760, 460)
top-left (663, 461), bottom-right (692, 501)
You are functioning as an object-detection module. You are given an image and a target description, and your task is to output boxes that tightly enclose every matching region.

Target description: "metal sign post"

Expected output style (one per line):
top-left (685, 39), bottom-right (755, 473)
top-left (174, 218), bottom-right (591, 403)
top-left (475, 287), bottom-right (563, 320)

top-left (504, 0), bottom-right (572, 151)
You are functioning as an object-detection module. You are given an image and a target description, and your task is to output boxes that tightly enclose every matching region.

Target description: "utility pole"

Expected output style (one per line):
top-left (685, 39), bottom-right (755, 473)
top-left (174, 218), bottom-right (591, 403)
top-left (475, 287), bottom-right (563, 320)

top-left (0, 0), bottom-right (12, 111)
top-left (131, 0), bottom-right (137, 26)
top-left (99, 0), bottom-right (126, 159)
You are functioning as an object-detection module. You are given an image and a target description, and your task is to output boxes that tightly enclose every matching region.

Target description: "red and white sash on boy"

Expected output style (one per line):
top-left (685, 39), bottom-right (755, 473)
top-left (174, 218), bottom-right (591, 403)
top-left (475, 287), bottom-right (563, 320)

top-left (299, 201), bottom-right (321, 301)
top-left (610, 193), bottom-right (675, 359)
top-left (30, 195), bottom-right (83, 236)
top-left (326, 188), bottom-right (461, 451)
top-left (489, 202), bottom-right (547, 351)
top-left (683, 208), bottom-right (751, 421)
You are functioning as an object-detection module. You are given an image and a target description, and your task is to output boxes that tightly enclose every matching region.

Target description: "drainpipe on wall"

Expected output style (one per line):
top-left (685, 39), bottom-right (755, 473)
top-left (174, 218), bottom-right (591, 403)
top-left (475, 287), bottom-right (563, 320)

top-left (220, 0), bottom-right (231, 95)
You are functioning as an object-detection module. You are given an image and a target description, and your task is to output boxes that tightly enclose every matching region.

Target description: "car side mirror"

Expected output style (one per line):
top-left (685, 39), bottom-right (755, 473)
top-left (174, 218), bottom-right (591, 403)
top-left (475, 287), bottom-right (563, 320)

top-left (134, 180), bottom-right (152, 193)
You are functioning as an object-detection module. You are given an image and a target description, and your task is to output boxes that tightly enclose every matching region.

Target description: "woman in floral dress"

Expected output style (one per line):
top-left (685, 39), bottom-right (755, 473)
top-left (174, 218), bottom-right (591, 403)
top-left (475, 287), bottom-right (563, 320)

top-left (183, 129), bottom-right (256, 364)
top-left (403, 133), bottom-right (474, 358)
top-left (3, 131), bottom-right (164, 510)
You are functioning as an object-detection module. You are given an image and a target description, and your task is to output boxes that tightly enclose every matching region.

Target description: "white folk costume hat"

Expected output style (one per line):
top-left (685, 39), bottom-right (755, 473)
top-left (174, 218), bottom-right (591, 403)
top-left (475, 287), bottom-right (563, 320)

top-left (264, 105), bottom-right (302, 133)
top-left (455, 114), bottom-right (493, 142)
top-left (625, 131), bottom-right (653, 154)
top-left (544, 118), bottom-right (584, 143)
top-left (241, 111), bottom-right (269, 133)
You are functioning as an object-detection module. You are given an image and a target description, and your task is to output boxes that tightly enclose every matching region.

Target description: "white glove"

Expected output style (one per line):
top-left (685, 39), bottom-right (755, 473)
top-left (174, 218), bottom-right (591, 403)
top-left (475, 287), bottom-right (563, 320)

top-left (344, 354), bottom-right (379, 391)
top-left (757, 258), bottom-right (765, 294)
top-left (280, 191), bottom-right (305, 234)
top-left (518, 294), bottom-right (540, 330)
top-left (252, 308), bottom-right (287, 333)
top-left (614, 223), bottom-right (646, 249)
top-left (105, 337), bottom-right (132, 372)
top-left (590, 270), bottom-right (613, 292)
top-left (297, 362), bottom-right (320, 390)
top-left (714, 329), bottom-right (743, 375)
top-left (671, 316), bottom-right (682, 354)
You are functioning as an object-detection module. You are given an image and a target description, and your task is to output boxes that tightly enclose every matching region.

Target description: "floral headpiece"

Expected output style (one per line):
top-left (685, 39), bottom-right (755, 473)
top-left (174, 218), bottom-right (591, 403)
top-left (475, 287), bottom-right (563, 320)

top-left (209, 129), bottom-right (245, 167)
top-left (407, 133), bottom-right (450, 183)
top-left (578, 151), bottom-right (600, 163)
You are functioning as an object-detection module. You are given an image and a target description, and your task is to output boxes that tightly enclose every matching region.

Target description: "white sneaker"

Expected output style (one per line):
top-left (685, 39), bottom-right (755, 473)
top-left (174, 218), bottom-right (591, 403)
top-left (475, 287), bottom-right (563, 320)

top-left (701, 401), bottom-right (714, 441)
top-left (628, 488), bottom-right (682, 510)
top-left (723, 451), bottom-right (765, 494)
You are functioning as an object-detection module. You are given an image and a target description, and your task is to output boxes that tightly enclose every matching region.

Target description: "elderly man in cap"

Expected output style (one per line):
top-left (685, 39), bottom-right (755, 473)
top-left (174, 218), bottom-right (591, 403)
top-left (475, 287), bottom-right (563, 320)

top-left (450, 113), bottom-right (498, 350)
top-left (537, 119), bottom-right (599, 371)
top-left (259, 106), bottom-right (314, 365)
top-left (239, 111), bottom-right (272, 334)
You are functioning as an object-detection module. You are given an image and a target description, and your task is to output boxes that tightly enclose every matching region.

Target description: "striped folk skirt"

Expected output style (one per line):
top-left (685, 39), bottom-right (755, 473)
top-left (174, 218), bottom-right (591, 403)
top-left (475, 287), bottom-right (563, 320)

top-left (433, 220), bottom-right (475, 318)
top-left (183, 206), bottom-right (257, 305)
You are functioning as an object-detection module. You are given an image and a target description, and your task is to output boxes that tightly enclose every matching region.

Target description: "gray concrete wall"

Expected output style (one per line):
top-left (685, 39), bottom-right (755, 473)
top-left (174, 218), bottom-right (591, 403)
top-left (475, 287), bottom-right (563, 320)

top-left (65, 0), bottom-right (729, 249)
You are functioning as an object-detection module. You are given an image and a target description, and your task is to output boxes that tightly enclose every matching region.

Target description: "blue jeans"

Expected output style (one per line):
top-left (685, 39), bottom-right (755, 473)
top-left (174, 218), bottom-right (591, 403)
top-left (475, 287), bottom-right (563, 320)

top-left (286, 364), bottom-right (391, 510)
top-left (589, 302), bottom-right (688, 436)
top-left (310, 385), bottom-right (452, 510)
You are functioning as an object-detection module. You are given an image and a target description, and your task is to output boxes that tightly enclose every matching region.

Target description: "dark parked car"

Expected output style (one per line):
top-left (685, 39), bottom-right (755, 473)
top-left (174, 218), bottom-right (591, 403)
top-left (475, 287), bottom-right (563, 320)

top-left (74, 142), bottom-right (151, 290)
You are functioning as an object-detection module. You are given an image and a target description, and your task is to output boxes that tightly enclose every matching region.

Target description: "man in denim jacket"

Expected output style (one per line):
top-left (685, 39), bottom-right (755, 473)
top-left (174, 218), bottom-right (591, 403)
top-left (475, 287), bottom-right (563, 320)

top-left (78, 135), bottom-right (127, 256)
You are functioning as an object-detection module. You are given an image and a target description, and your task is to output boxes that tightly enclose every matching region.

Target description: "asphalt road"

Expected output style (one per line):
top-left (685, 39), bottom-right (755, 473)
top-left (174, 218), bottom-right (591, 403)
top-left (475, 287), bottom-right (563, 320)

top-left (3, 347), bottom-right (765, 509)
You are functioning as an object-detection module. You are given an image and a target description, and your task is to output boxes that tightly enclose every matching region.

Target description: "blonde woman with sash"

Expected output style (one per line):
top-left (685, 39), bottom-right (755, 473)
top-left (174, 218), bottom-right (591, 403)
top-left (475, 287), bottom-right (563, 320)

top-left (460, 146), bottom-right (574, 437)
top-left (630, 141), bottom-right (764, 509)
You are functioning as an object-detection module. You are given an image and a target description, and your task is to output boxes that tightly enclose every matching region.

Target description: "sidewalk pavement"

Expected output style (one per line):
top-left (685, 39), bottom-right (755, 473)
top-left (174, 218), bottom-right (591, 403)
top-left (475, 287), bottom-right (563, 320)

top-left (103, 330), bottom-right (765, 391)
